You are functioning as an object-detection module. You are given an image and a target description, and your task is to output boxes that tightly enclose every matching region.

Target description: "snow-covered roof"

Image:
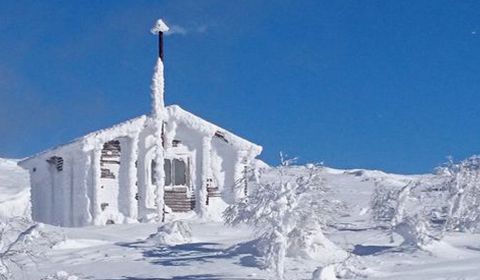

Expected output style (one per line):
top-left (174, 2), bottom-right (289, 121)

top-left (19, 105), bottom-right (262, 165)
top-left (18, 115), bottom-right (148, 166)
top-left (166, 105), bottom-right (262, 154)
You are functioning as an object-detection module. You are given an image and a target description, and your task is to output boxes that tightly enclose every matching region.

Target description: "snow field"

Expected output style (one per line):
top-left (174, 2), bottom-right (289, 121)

top-left (4, 158), bottom-right (480, 279)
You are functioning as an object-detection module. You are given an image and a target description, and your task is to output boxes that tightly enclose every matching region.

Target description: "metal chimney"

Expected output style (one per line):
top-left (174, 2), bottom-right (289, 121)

top-left (158, 31), bottom-right (164, 60)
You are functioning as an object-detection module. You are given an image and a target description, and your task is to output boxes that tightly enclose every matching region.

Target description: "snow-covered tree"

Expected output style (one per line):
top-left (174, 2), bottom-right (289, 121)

top-left (436, 156), bottom-right (480, 233)
top-left (393, 214), bottom-right (433, 248)
top-left (224, 163), bottom-right (346, 279)
top-left (0, 218), bottom-right (60, 279)
top-left (367, 155), bottom-right (480, 248)
top-left (370, 182), bottom-right (398, 224)
top-left (370, 181), bottom-right (437, 249)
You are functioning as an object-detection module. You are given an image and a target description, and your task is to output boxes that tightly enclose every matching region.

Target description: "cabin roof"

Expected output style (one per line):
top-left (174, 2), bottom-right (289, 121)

top-left (166, 105), bottom-right (262, 153)
top-left (19, 105), bottom-right (262, 165)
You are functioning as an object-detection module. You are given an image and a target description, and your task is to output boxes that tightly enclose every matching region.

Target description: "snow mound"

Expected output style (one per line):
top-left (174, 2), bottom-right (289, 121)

top-left (0, 158), bottom-right (30, 219)
top-left (148, 220), bottom-right (192, 245)
top-left (203, 198), bottom-right (229, 221)
top-left (53, 239), bottom-right (109, 250)
top-left (422, 240), bottom-right (478, 259)
top-left (288, 229), bottom-right (348, 263)
top-left (312, 265), bottom-right (337, 280)
top-left (41, 271), bottom-right (79, 280)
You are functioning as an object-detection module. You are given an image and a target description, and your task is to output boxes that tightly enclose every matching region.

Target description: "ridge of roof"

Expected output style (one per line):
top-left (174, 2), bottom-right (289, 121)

top-left (19, 105), bottom-right (262, 165)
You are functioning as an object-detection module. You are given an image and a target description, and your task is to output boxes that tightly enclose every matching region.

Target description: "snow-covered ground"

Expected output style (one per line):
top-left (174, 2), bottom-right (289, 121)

top-left (3, 159), bottom-right (480, 279)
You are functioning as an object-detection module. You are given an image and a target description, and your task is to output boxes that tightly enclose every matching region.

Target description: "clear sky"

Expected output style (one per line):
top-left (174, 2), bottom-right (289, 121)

top-left (1, 1), bottom-right (480, 174)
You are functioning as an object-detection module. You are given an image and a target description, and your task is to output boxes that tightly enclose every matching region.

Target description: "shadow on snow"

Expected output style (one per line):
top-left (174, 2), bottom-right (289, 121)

top-left (352, 244), bottom-right (396, 256)
top-left (114, 238), bottom-right (263, 269)
top-left (103, 274), bottom-right (228, 280)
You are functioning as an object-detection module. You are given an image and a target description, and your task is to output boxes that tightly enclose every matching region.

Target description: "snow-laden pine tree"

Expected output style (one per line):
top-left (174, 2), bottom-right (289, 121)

top-left (370, 182), bottom-right (398, 225)
top-left (436, 156), bottom-right (480, 233)
top-left (224, 163), bottom-right (346, 279)
top-left (370, 181), bottom-right (438, 249)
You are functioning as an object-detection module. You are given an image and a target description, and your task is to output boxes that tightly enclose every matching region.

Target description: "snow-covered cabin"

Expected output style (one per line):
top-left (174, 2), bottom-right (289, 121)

top-left (18, 20), bottom-right (263, 227)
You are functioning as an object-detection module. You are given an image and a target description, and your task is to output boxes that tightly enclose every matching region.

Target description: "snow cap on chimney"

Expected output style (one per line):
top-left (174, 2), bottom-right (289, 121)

top-left (151, 19), bottom-right (170, 34)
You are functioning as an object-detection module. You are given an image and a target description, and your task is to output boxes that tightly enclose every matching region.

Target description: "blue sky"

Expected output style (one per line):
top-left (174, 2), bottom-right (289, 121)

top-left (1, 1), bottom-right (480, 174)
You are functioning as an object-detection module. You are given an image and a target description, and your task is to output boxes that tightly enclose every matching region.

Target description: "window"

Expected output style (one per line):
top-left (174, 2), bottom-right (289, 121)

top-left (101, 168), bottom-right (115, 179)
top-left (214, 131), bottom-right (228, 143)
top-left (101, 203), bottom-right (109, 211)
top-left (164, 159), bottom-right (172, 186)
top-left (151, 158), bottom-right (188, 186)
top-left (101, 140), bottom-right (121, 165)
top-left (101, 140), bottom-right (121, 179)
top-left (151, 160), bottom-right (156, 184)
top-left (172, 140), bottom-right (181, 147)
top-left (47, 156), bottom-right (63, 171)
top-left (173, 159), bottom-right (187, 185)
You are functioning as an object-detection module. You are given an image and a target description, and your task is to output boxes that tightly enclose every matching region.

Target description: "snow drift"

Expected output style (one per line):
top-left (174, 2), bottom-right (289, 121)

top-left (148, 220), bottom-right (192, 245)
top-left (41, 271), bottom-right (79, 280)
top-left (0, 158), bottom-right (30, 219)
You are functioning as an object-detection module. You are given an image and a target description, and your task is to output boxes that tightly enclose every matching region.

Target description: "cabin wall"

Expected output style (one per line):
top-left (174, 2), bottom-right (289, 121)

top-left (27, 158), bottom-right (53, 224)
top-left (93, 137), bottom-right (139, 226)
top-left (210, 139), bottom-right (254, 203)
top-left (56, 156), bottom-right (71, 226)
top-left (139, 119), bottom-right (257, 213)
top-left (139, 122), bottom-right (202, 214)
top-left (75, 152), bottom-right (92, 226)
top-left (20, 144), bottom-right (91, 227)
top-left (211, 137), bottom-right (238, 204)
top-left (20, 113), bottom-right (262, 227)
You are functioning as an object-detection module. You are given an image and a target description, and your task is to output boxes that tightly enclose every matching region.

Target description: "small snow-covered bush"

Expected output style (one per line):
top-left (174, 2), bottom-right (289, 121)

top-left (148, 220), bottom-right (192, 246)
top-left (287, 225), bottom-right (347, 262)
top-left (224, 164), bottom-right (346, 279)
top-left (312, 254), bottom-right (368, 280)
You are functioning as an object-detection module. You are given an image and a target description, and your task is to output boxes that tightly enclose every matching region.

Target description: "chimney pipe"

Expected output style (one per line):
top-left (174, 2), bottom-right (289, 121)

top-left (158, 31), bottom-right (164, 61)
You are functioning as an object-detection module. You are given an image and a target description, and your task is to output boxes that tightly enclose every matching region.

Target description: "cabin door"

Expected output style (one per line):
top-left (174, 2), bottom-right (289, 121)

top-left (150, 151), bottom-right (193, 212)
top-left (163, 153), bottom-right (194, 212)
